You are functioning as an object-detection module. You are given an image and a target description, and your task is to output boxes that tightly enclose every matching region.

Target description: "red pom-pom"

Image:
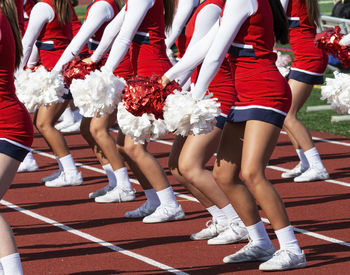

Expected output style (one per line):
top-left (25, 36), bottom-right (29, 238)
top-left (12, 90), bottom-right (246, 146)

top-left (123, 75), bottom-right (181, 119)
top-left (315, 26), bottom-right (350, 68)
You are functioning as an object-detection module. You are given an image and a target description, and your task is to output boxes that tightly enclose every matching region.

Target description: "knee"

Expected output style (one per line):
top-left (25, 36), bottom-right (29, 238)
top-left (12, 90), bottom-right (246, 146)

top-left (178, 159), bottom-right (199, 183)
top-left (241, 167), bottom-right (261, 189)
top-left (34, 117), bottom-right (50, 133)
top-left (123, 142), bottom-right (140, 160)
top-left (90, 123), bottom-right (106, 140)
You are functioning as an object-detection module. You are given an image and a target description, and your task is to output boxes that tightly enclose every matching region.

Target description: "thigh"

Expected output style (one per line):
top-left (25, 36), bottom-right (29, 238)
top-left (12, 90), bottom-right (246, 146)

top-left (36, 101), bottom-right (70, 125)
top-left (0, 154), bottom-right (20, 199)
top-left (288, 79), bottom-right (313, 115)
top-left (168, 135), bottom-right (186, 171)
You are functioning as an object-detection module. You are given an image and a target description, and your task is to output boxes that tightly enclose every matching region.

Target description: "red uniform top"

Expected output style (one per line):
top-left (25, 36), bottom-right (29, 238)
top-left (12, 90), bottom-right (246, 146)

top-left (186, 0), bottom-right (235, 115)
top-left (126, 0), bottom-right (171, 76)
top-left (0, 11), bottom-right (33, 147)
top-left (14, 0), bottom-right (25, 36)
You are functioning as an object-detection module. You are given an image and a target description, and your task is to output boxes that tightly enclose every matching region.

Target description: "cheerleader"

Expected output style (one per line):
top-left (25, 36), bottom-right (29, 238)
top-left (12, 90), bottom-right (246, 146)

top-left (0, 0), bottom-right (33, 273)
top-left (88, 0), bottom-right (185, 223)
top-left (20, 0), bottom-right (83, 187)
top-left (164, 0), bottom-right (248, 245)
top-left (280, 0), bottom-right (329, 182)
top-left (164, 0), bottom-right (306, 270)
top-left (53, 0), bottom-right (135, 203)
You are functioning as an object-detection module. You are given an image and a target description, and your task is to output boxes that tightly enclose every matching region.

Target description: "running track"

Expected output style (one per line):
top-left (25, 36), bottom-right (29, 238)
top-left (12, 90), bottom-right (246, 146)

top-left (1, 126), bottom-right (350, 274)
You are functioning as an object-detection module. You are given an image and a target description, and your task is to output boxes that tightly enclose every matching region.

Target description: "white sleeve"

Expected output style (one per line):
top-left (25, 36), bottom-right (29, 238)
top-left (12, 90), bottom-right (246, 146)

top-left (192, 0), bottom-right (257, 100)
top-left (165, 0), bottom-right (198, 49)
top-left (20, 2), bottom-right (54, 69)
top-left (340, 33), bottom-right (350, 46)
top-left (27, 45), bottom-right (40, 68)
top-left (164, 4), bottom-right (221, 81)
top-left (280, 0), bottom-right (289, 13)
top-left (53, 1), bottom-right (114, 71)
top-left (90, 6), bottom-right (126, 62)
top-left (102, 0), bottom-right (155, 71)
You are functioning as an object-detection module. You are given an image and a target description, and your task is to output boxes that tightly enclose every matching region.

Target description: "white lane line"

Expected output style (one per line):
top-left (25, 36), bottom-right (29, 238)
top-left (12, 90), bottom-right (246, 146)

top-left (0, 199), bottom-right (188, 275)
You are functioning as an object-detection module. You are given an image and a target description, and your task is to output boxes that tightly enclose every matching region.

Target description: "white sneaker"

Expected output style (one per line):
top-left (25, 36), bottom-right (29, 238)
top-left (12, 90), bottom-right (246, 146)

top-left (124, 201), bottom-right (159, 218)
top-left (190, 219), bottom-right (226, 240)
top-left (61, 119), bottom-right (82, 133)
top-left (208, 222), bottom-right (249, 245)
top-left (89, 185), bottom-right (113, 199)
top-left (281, 163), bottom-right (308, 179)
top-left (95, 186), bottom-right (135, 203)
top-left (17, 158), bottom-right (39, 172)
top-left (142, 204), bottom-right (185, 223)
top-left (294, 166), bottom-right (329, 182)
top-left (55, 119), bottom-right (75, 131)
top-left (41, 170), bottom-right (62, 182)
top-left (45, 171), bottom-right (83, 187)
top-left (223, 241), bottom-right (276, 263)
top-left (259, 249), bottom-right (307, 271)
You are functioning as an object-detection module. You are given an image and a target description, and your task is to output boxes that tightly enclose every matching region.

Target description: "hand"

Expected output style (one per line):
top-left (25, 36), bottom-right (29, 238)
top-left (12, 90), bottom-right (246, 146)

top-left (161, 75), bottom-right (171, 88)
top-left (82, 57), bottom-right (93, 64)
top-left (340, 33), bottom-right (350, 46)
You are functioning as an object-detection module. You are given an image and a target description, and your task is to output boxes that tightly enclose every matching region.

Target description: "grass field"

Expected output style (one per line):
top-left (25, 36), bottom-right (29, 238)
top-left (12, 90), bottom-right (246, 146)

top-left (75, 1), bottom-right (350, 137)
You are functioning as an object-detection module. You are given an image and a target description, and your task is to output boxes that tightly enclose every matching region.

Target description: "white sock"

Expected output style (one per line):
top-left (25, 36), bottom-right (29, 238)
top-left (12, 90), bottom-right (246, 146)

top-left (144, 188), bottom-right (160, 207)
top-left (102, 164), bottom-right (116, 188)
top-left (275, 225), bottom-right (302, 254)
top-left (24, 151), bottom-right (35, 162)
top-left (246, 221), bottom-right (272, 250)
top-left (156, 187), bottom-right (178, 208)
top-left (59, 154), bottom-right (78, 174)
top-left (221, 204), bottom-right (244, 227)
top-left (0, 262), bottom-right (4, 275)
top-left (304, 147), bottom-right (325, 169)
top-left (114, 167), bottom-right (132, 191)
top-left (206, 205), bottom-right (227, 226)
top-left (296, 149), bottom-right (309, 170)
top-left (56, 156), bottom-right (63, 172)
top-left (61, 107), bottom-right (74, 124)
top-left (0, 253), bottom-right (23, 275)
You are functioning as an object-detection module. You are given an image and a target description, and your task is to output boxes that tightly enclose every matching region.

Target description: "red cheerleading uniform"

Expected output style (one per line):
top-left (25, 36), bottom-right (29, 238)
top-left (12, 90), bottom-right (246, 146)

top-left (35, 0), bottom-right (73, 70)
top-left (287, 0), bottom-right (328, 84)
top-left (0, 11), bottom-right (33, 159)
top-left (186, 0), bottom-right (235, 120)
top-left (86, 0), bottom-right (132, 80)
top-left (126, 0), bottom-right (172, 76)
top-left (227, 0), bottom-right (291, 128)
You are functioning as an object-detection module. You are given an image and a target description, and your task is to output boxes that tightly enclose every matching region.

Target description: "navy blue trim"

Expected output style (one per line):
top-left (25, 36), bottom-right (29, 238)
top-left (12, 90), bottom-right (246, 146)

top-left (288, 19), bottom-right (300, 29)
top-left (133, 33), bottom-right (150, 44)
top-left (227, 107), bottom-right (286, 128)
top-left (0, 140), bottom-right (29, 162)
top-left (287, 69), bottom-right (324, 85)
top-left (63, 90), bottom-right (73, 100)
top-left (228, 45), bottom-right (256, 57)
top-left (35, 41), bottom-right (55, 51)
top-left (24, 18), bottom-right (29, 22)
top-left (88, 40), bottom-right (99, 51)
top-left (215, 115), bottom-right (227, 130)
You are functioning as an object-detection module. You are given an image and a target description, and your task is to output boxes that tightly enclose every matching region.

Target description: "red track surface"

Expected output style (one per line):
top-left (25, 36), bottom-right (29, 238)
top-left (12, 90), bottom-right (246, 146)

top-left (1, 127), bottom-right (350, 274)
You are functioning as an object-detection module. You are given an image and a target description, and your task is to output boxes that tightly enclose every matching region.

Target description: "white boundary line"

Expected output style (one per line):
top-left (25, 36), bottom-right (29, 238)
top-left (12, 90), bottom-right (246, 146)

top-left (0, 200), bottom-right (188, 275)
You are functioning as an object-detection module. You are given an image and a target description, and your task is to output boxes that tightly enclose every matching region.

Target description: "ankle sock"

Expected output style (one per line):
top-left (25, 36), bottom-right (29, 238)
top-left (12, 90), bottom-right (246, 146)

top-left (0, 253), bottom-right (23, 275)
top-left (102, 164), bottom-right (116, 188)
top-left (206, 205), bottom-right (227, 226)
top-left (304, 147), bottom-right (325, 170)
top-left (296, 149), bottom-right (309, 170)
top-left (275, 225), bottom-right (302, 254)
top-left (144, 188), bottom-right (160, 207)
top-left (156, 187), bottom-right (178, 208)
top-left (220, 204), bottom-right (245, 227)
top-left (59, 154), bottom-right (78, 174)
top-left (114, 167), bottom-right (132, 191)
top-left (246, 221), bottom-right (273, 250)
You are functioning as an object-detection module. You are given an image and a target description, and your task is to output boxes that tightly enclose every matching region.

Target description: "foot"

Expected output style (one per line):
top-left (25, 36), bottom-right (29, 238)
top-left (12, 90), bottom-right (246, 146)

top-left (124, 201), bottom-right (159, 218)
top-left (208, 222), bottom-right (249, 245)
top-left (294, 166), bottom-right (329, 182)
top-left (142, 204), bottom-right (185, 223)
top-left (61, 119), bottom-right (82, 133)
top-left (55, 119), bottom-right (75, 131)
top-left (89, 185), bottom-right (114, 199)
top-left (190, 219), bottom-right (226, 241)
top-left (45, 171), bottom-right (83, 187)
top-left (259, 249), bottom-right (307, 271)
top-left (281, 163), bottom-right (308, 179)
top-left (41, 170), bottom-right (61, 183)
top-left (17, 158), bottom-right (39, 172)
top-left (94, 186), bottom-right (135, 203)
top-left (223, 241), bottom-right (276, 263)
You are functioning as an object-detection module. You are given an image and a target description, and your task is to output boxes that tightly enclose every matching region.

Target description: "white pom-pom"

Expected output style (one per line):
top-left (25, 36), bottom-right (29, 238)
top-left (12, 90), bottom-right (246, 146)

top-left (117, 103), bottom-right (168, 144)
top-left (70, 68), bottom-right (125, 117)
top-left (321, 71), bottom-right (350, 114)
top-left (163, 89), bottom-right (220, 136)
top-left (275, 51), bottom-right (291, 77)
top-left (15, 67), bottom-right (67, 112)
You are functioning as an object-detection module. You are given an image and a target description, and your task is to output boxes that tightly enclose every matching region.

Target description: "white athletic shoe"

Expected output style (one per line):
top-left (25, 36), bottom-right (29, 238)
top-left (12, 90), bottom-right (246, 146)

top-left (95, 186), bottom-right (135, 203)
top-left (61, 119), bottom-right (82, 133)
top-left (281, 163), bottom-right (308, 179)
top-left (124, 201), bottom-right (159, 218)
top-left (208, 222), bottom-right (249, 245)
top-left (55, 119), bottom-right (75, 131)
top-left (223, 241), bottom-right (276, 263)
top-left (142, 204), bottom-right (185, 223)
top-left (17, 157), bottom-right (39, 172)
top-left (41, 170), bottom-right (62, 182)
top-left (259, 249), bottom-right (307, 271)
top-left (45, 171), bottom-right (83, 187)
top-left (293, 166), bottom-right (329, 182)
top-left (89, 185), bottom-right (113, 199)
top-left (190, 219), bottom-right (227, 240)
